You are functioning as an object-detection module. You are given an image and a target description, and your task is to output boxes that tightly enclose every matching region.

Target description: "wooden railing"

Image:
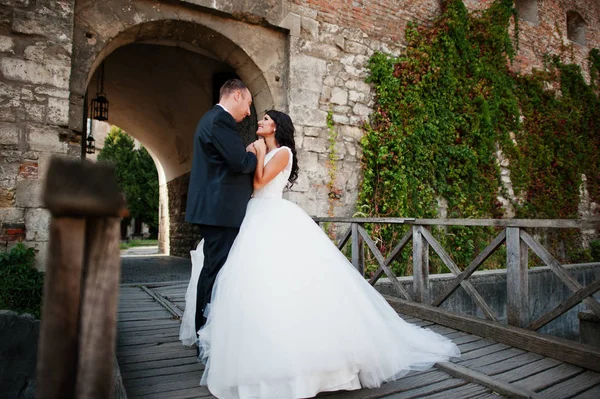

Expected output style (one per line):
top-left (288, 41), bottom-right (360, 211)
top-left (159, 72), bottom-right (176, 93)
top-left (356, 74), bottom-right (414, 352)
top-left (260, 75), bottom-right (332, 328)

top-left (313, 217), bottom-right (600, 331)
top-left (37, 158), bottom-right (126, 399)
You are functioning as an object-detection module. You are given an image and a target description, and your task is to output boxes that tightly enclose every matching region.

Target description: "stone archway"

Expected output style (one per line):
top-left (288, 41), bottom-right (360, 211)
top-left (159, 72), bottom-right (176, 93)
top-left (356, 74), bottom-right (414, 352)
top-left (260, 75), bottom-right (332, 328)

top-left (70, 0), bottom-right (288, 256)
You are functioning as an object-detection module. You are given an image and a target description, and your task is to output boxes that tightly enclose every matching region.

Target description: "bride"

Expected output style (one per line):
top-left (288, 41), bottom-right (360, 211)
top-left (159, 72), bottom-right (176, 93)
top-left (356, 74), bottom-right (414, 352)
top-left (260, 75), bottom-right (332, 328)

top-left (180, 110), bottom-right (460, 399)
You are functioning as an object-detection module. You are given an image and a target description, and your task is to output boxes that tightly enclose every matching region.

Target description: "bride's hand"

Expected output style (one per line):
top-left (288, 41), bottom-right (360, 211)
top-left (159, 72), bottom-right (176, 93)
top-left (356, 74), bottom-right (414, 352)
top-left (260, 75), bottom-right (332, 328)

top-left (254, 139), bottom-right (267, 154)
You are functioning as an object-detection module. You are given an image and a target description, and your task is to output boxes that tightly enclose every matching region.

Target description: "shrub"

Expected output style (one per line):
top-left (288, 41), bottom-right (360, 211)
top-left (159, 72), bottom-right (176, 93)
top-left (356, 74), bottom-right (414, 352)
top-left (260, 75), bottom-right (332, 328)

top-left (591, 240), bottom-right (600, 262)
top-left (0, 243), bottom-right (44, 318)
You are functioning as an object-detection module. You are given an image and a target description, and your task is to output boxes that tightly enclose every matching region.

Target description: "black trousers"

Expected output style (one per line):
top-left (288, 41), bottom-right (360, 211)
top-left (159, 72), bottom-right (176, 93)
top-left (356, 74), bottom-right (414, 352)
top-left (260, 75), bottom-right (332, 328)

top-left (195, 224), bottom-right (240, 334)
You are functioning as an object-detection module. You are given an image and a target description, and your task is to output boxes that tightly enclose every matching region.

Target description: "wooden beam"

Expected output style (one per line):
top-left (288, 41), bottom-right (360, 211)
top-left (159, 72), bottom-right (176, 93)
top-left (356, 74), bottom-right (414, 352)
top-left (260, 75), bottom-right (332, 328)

top-left (413, 226), bottom-right (430, 304)
top-left (420, 227), bottom-right (498, 321)
top-left (435, 362), bottom-right (536, 398)
top-left (410, 219), bottom-right (595, 229)
top-left (520, 230), bottom-right (600, 318)
top-left (43, 157), bottom-right (126, 217)
top-left (506, 228), bottom-right (529, 327)
top-left (75, 217), bottom-right (122, 398)
top-left (313, 217), bottom-right (416, 224)
top-left (311, 217), bottom-right (599, 229)
top-left (384, 296), bottom-right (600, 373)
top-left (141, 286), bottom-right (183, 320)
top-left (36, 218), bottom-right (86, 399)
top-left (350, 223), bottom-right (364, 274)
top-left (368, 227), bottom-right (413, 285)
top-left (357, 225), bottom-right (412, 300)
top-left (527, 279), bottom-right (600, 331)
top-left (336, 225), bottom-right (352, 251)
top-left (433, 230), bottom-right (506, 306)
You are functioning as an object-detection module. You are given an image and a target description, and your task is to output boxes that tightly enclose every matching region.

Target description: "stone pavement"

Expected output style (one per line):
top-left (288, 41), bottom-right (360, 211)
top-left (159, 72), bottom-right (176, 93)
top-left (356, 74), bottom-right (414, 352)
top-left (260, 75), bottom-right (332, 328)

top-left (120, 246), bottom-right (191, 284)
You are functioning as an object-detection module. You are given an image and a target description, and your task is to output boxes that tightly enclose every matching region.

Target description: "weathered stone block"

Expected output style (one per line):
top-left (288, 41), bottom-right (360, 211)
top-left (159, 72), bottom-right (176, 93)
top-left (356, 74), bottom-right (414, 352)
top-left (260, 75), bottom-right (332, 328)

top-left (345, 40), bottom-right (368, 55)
top-left (20, 102), bottom-right (46, 124)
top-left (25, 208), bottom-right (50, 241)
top-left (301, 16), bottom-right (319, 40)
top-left (330, 87), bottom-right (348, 105)
top-left (0, 207), bottom-right (24, 223)
top-left (0, 0), bottom-right (30, 6)
top-left (0, 81), bottom-right (19, 98)
top-left (34, 86), bottom-right (69, 99)
top-left (20, 89), bottom-right (34, 101)
top-left (332, 113), bottom-right (349, 124)
top-left (304, 127), bottom-right (324, 137)
top-left (289, 88), bottom-right (320, 108)
top-left (280, 12), bottom-right (301, 37)
top-left (0, 35), bottom-right (15, 53)
top-left (289, 54), bottom-right (326, 93)
top-left (0, 159), bottom-right (19, 181)
top-left (26, 125), bottom-right (68, 153)
top-left (345, 79), bottom-right (371, 93)
top-left (0, 187), bottom-right (15, 207)
top-left (0, 58), bottom-right (70, 89)
top-left (15, 179), bottom-right (44, 208)
top-left (353, 103), bottom-right (371, 117)
top-left (333, 105), bottom-right (351, 114)
top-left (12, 3), bottom-right (73, 43)
top-left (339, 125), bottom-right (363, 141)
top-left (47, 97), bottom-right (69, 126)
top-left (24, 41), bottom-right (71, 65)
top-left (0, 104), bottom-right (17, 123)
top-left (349, 90), bottom-right (367, 103)
top-left (302, 136), bottom-right (329, 154)
top-left (0, 122), bottom-right (19, 146)
top-left (289, 106), bottom-right (328, 128)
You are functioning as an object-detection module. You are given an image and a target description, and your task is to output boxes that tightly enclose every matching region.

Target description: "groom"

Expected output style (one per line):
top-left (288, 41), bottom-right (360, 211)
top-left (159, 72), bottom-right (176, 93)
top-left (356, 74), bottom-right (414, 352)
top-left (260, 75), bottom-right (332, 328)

top-left (185, 79), bottom-right (257, 337)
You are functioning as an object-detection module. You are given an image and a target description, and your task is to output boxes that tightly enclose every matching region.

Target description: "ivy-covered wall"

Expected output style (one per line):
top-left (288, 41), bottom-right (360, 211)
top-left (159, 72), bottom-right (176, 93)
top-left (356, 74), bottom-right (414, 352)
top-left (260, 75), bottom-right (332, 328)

top-left (359, 0), bottom-right (599, 273)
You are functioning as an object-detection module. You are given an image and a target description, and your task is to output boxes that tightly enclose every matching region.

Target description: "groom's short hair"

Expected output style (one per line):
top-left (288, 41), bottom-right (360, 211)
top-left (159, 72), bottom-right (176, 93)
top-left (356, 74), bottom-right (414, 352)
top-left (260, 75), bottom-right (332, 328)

top-left (220, 79), bottom-right (248, 100)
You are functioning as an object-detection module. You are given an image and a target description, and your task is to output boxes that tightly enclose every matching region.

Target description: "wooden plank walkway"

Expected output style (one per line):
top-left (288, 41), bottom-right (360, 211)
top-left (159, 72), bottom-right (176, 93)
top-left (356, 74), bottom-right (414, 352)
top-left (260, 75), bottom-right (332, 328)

top-left (117, 283), bottom-right (600, 398)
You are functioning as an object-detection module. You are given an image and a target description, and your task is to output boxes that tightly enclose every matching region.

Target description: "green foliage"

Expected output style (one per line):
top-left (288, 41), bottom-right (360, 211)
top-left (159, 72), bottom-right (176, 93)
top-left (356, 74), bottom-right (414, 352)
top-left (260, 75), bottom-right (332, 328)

top-left (0, 243), bottom-right (44, 318)
top-left (360, 0), bottom-right (599, 275)
top-left (98, 127), bottom-right (159, 237)
top-left (591, 240), bottom-right (600, 262)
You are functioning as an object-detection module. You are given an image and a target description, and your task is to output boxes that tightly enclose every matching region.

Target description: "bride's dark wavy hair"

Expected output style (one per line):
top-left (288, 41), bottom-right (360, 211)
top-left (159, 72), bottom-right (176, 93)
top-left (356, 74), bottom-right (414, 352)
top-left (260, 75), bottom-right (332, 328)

top-left (266, 110), bottom-right (299, 188)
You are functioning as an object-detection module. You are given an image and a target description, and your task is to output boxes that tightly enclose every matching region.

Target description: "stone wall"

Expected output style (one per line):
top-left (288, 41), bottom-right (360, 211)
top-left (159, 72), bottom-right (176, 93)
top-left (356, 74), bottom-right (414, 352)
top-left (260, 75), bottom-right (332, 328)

top-left (1, 0), bottom-right (599, 263)
top-left (167, 173), bottom-right (201, 258)
top-left (282, 3), bottom-right (407, 218)
top-left (283, 0), bottom-right (600, 219)
top-left (0, 0), bottom-right (76, 268)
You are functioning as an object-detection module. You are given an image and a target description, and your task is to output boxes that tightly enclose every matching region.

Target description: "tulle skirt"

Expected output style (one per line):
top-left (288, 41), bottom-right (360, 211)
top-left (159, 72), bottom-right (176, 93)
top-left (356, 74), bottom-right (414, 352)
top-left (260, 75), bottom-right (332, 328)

top-left (180, 197), bottom-right (460, 399)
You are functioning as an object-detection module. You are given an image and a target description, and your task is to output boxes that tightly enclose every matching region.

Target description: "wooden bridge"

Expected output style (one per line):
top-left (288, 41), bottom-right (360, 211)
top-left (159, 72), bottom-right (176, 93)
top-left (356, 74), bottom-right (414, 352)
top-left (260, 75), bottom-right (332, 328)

top-left (114, 218), bottom-right (600, 398)
top-left (37, 159), bottom-right (600, 398)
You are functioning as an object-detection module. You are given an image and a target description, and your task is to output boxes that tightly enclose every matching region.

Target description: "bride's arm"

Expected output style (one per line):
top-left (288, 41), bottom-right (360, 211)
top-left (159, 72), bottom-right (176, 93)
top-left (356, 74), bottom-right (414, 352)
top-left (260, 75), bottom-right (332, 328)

top-left (254, 150), bottom-right (289, 191)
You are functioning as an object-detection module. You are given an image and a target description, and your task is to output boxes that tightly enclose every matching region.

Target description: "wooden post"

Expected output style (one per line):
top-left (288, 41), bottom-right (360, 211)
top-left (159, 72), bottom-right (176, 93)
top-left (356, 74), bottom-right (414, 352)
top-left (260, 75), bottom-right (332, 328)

top-left (412, 225), bottom-right (430, 304)
top-left (37, 157), bottom-right (125, 399)
top-left (35, 218), bottom-right (85, 399)
top-left (506, 227), bottom-right (529, 327)
top-left (351, 223), bottom-right (364, 275)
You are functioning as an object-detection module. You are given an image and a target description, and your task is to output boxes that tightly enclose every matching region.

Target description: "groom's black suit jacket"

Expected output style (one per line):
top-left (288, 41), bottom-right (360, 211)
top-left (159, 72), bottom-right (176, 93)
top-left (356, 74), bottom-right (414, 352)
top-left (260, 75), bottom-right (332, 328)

top-left (185, 105), bottom-right (257, 228)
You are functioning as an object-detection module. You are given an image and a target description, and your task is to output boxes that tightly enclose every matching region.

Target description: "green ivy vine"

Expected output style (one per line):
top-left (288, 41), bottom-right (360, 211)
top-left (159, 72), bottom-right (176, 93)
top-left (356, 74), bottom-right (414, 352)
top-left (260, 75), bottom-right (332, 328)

top-left (359, 0), bottom-right (600, 275)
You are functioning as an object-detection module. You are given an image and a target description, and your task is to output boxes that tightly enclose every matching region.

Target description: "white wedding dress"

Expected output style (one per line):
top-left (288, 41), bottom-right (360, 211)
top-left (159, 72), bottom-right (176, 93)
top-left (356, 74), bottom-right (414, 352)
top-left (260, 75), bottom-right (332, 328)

top-left (180, 146), bottom-right (460, 399)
